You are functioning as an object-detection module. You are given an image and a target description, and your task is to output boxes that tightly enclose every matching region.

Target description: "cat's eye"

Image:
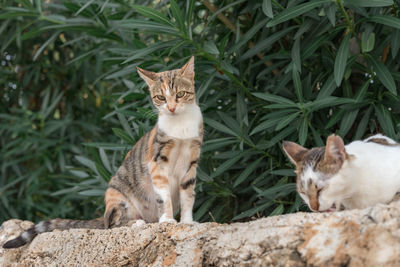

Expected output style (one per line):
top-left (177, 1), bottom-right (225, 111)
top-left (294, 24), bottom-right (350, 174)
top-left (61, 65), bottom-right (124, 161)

top-left (156, 95), bottom-right (166, 101)
top-left (176, 91), bottom-right (185, 98)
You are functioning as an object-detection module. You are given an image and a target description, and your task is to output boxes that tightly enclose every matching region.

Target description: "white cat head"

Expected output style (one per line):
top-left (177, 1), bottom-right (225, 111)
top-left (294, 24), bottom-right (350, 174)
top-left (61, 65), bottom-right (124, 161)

top-left (282, 135), bottom-right (351, 212)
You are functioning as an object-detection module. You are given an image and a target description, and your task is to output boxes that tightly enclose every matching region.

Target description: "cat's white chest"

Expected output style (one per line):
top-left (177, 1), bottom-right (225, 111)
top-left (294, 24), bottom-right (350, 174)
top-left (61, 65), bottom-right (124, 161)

top-left (157, 104), bottom-right (202, 139)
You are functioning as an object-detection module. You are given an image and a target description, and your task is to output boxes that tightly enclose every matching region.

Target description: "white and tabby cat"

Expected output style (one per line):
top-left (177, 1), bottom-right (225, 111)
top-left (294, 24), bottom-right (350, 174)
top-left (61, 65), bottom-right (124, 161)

top-left (3, 56), bottom-right (203, 249)
top-left (283, 134), bottom-right (400, 212)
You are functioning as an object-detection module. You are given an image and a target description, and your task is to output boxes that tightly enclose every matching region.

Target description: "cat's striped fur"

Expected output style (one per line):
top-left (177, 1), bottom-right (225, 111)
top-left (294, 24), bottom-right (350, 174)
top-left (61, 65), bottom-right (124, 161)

top-left (3, 56), bottom-right (203, 249)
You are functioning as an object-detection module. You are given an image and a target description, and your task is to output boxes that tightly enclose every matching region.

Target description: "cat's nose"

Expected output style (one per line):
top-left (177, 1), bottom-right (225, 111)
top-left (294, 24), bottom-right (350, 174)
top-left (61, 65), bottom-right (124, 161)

top-left (168, 107), bottom-right (176, 113)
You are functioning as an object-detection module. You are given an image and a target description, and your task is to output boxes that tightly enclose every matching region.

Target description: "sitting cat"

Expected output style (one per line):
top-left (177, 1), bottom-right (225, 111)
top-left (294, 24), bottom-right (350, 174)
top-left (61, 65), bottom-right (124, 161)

top-left (3, 56), bottom-right (203, 249)
top-left (282, 134), bottom-right (400, 212)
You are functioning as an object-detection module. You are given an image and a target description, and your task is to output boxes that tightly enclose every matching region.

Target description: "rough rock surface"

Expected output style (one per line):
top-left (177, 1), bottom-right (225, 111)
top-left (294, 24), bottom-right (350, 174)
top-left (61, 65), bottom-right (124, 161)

top-left (1, 199), bottom-right (400, 266)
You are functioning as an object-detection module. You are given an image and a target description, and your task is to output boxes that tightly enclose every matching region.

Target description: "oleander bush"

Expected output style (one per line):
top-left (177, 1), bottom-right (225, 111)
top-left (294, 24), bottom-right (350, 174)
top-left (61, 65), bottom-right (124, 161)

top-left (1, 0), bottom-right (399, 223)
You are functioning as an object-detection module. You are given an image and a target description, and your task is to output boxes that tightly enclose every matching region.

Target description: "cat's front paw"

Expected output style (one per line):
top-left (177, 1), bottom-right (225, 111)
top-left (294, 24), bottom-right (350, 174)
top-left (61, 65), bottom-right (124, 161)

top-left (131, 219), bottom-right (146, 228)
top-left (159, 215), bottom-right (177, 223)
top-left (180, 217), bottom-right (197, 224)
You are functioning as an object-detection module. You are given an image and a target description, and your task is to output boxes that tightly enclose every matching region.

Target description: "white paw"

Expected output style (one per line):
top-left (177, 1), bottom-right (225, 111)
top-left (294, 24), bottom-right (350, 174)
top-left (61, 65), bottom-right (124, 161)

top-left (131, 219), bottom-right (146, 228)
top-left (159, 214), bottom-right (177, 223)
top-left (180, 217), bottom-right (196, 224)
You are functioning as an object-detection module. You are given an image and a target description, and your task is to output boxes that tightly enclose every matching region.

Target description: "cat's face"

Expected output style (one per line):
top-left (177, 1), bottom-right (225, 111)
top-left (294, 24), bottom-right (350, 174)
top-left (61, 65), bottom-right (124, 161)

top-left (137, 56), bottom-right (195, 115)
top-left (282, 135), bottom-right (349, 212)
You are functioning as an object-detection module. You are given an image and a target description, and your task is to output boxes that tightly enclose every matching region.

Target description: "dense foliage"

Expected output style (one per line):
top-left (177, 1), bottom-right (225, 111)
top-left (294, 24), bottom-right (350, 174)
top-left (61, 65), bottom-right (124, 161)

top-left (1, 0), bottom-right (399, 224)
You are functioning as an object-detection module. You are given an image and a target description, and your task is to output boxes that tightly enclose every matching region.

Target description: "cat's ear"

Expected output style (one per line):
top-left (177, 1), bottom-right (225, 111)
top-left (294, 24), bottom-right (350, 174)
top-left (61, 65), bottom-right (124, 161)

top-left (324, 134), bottom-right (346, 167)
top-left (180, 56), bottom-right (194, 80)
top-left (282, 141), bottom-right (308, 165)
top-left (137, 67), bottom-right (158, 87)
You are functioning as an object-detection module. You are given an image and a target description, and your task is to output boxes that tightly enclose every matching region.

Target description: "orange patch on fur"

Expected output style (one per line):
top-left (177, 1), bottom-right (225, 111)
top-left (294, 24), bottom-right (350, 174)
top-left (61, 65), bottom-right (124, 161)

top-left (152, 174), bottom-right (168, 188)
top-left (146, 126), bottom-right (158, 162)
top-left (162, 77), bottom-right (169, 91)
top-left (105, 188), bottom-right (126, 206)
top-left (124, 150), bottom-right (132, 161)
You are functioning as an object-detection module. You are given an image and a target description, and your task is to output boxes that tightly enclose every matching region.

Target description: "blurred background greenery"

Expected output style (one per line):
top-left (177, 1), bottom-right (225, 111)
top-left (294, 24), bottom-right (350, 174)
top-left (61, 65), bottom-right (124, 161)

top-left (0, 0), bottom-right (399, 224)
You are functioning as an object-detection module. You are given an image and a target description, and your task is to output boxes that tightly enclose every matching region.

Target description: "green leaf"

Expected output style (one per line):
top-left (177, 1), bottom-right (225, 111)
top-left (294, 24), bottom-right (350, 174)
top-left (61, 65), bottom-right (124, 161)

top-left (344, 0), bottom-right (393, 7)
top-left (375, 105), bottom-right (396, 138)
top-left (132, 4), bottom-right (175, 28)
top-left (325, 3), bottom-right (336, 26)
top-left (123, 40), bottom-right (178, 64)
top-left (74, 0), bottom-right (95, 16)
top-left (354, 107), bottom-right (372, 140)
top-left (338, 109), bottom-right (359, 137)
top-left (267, 0), bottom-right (331, 27)
top-left (334, 33), bottom-right (351, 86)
top-left (259, 126), bottom-right (297, 149)
top-left (250, 117), bottom-right (279, 135)
top-left (391, 29), bottom-right (400, 59)
top-left (33, 31), bottom-right (59, 61)
top-left (228, 18), bottom-right (269, 54)
top-left (170, 0), bottom-right (185, 32)
top-left (292, 69), bottom-right (303, 102)
top-left (275, 112), bottom-right (299, 131)
top-left (234, 158), bottom-right (262, 187)
top-left (99, 148), bottom-right (112, 173)
top-left (240, 26), bottom-right (296, 61)
top-left (75, 156), bottom-right (97, 172)
top-left (194, 196), bottom-right (216, 221)
top-left (257, 183), bottom-right (296, 198)
top-left (299, 118), bottom-right (308, 146)
top-left (112, 128), bottom-right (135, 144)
top-left (291, 38), bottom-right (301, 72)
top-left (316, 75), bottom-right (337, 100)
top-left (83, 143), bottom-right (131, 150)
top-left (120, 19), bottom-right (179, 34)
top-left (232, 202), bottom-right (273, 220)
top-left (204, 40), bottom-right (219, 55)
top-left (79, 189), bottom-right (105, 196)
top-left (302, 33), bottom-right (331, 60)
top-left (361, 32), bottom-right (375, 53)
top-left (262, 0), bottom-right (273, 18)
top-left (211, 153), bottom-right (243, 178)
top-left (368, 55), bottom-right (397, 95)
top-left (252, 93), bottom-right (295, 104)
top-left (204, 118), bottom-right (238, 137)
top-left (367, 15), bottom-right (400, 30)
top-left (269, 204), bottom-right (284, 216)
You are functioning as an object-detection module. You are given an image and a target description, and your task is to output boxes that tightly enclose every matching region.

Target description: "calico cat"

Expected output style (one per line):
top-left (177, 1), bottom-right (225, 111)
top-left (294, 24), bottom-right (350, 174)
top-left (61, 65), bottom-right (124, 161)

top-left (282, 134), bottom-right (400, 212)
top-left (3, 56), bottom-right (203, 249)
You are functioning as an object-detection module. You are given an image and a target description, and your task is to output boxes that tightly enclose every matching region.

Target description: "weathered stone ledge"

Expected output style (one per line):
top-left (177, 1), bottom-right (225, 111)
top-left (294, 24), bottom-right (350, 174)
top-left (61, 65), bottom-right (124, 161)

top-left (1, 200), bottom-right (400, 266)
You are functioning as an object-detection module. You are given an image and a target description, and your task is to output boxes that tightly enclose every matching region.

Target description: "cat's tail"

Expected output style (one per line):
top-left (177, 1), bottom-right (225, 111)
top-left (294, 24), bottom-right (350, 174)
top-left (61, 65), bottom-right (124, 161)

top-left (2, 217), bottom-right (104, 249)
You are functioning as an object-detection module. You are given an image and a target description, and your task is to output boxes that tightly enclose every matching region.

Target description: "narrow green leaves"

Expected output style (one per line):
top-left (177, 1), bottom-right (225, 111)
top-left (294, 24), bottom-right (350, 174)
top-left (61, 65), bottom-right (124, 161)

top-left (391, 29), bottom-right (400, 59)
top-left (299, 118), bottom-right (308, 145)
top-left (132, 4), bottom-right (175, 28)
top-left (204, 118), bottom-right (238, 137)
top-left (170, 0), bottom-right (185, 32)
top-left (267, 0), bottom-right (331, 27)
top-left (334, 33), bottom-right (350, 86)
top-left (112, 128), bottom-right (135, 145)
top-left (204, 41), bottom-right (219, 55)
top-left (344, 0), bottom-right (393, 7)
top-left (367, 15), bottom-right (400, 30)
top-left (262, 0), bottom-right (273, 18)
top-left (252, 93), bottom-right (295, 105)
top-left (291, 38), bottom-right (301, 72)
top-left (234, 158), bottom-right (262, 187)
top-left (361, 32), bottom-right (375, 53)
top-left (292, 69), bottom-right (303, 102)
top-left (33, 31), bottom-right (59, 61)
top-left (120, 19), bottom-right (179, 34)
top-left (368, 55), bottom-right (397, 95)
top-left (240, 26), bottom-right (296, 61)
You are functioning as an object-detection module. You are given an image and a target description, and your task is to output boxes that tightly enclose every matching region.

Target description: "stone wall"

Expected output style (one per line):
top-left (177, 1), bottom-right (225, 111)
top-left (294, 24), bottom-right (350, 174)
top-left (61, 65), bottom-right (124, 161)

top-left (1, 200), bottom-right (400, 266)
